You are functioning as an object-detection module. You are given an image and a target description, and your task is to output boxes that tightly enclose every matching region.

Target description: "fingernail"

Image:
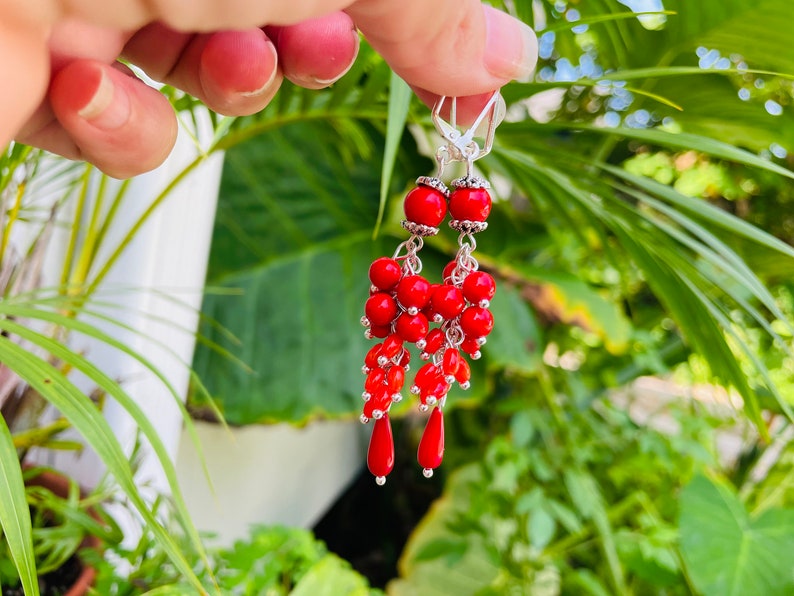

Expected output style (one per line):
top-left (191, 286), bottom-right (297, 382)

top-left (484, 7), bottom-right (539, 83)
top-left (291, 29), bottom-right (360, 88)
top-left (78, 68), bottom-right (130, 130)
top-left (240, 41), bottom-right (280, 97)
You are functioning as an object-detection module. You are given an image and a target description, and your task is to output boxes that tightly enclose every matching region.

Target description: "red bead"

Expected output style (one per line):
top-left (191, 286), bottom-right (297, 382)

top-left (422, 328), bottom-right (445, 355)
top-left (461, 337), bottom-right (482, 358)
top-left (386, 366), bottom-right (405, 392)
top-left (367, 414), bottom-right (395, 480)
top-left (381, 334), bottom-right (404, 359)
top-left (431, 285), bottom-right (466, 320)
top-left (395, 312), bottom-right (429, 343)
top-left (462, 271), bottom-right (496, 304)
top-left (442, 261), bottom-right (458, 284)
top-left (460, 306), bottom-right (494, 337)
top-left (365, 367), bottom-right (387, 393)
top-left (413, 362), bottom-right (444, 391)
top-left (417, 407), bottom-right (444, 471)
top-left (397, 349), bottom-right (411, 368)
top-left (369, 257), bottom-right (403, 291)
top-left (365, 293), bottom-right (399, 326)
top-left (404, 186), bottom-right (447, 227)
top-left (455, 358), bottom-right (471, 386)
top-left (442, 348), bottom-right (461, 377)
top-left (369, 324), bottom-right (391, 339)
top-left (449, 187), bottom-right (492, 222)
top-left (420, 378), bottom-right (450, 406)
top-left (363, 387), bottom-right (391, 420)
top-left (396, 275), bottom-right (432, 310)
top-left (364, 344), bottom-right (384, 369)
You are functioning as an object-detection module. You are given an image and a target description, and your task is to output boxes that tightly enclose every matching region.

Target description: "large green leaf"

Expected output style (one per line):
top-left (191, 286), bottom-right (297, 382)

top-left (679, 474), bottom-right (794, 595)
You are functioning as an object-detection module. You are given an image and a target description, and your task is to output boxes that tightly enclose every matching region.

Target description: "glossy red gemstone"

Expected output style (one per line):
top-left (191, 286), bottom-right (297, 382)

top-left (460, 337), bottom-right (482, 358)
top-left (364, 344), bottom-right (384, 369)
top-left (442, 348), bottom-right (461, 377)
top-left (397, 349), bottom-right (411, 368)
top-left (462, 271), bottom-right (496, 303)
top-left (396, 275), bottom-right (432, 310)
top-left (386, 366), bottom-right (406, 392)
top-left (442, 261), bottom-right (457, 284)
top-left (363, 387), bottom-right (391, 419)
top-left (404, 186), bottom-right (447, 227)
top-left (423, 328), bottom-right (445, 355)
top-left (414, 362), bottom-right (444, 391)
top-left (395, 312), bottom-right (429, 343)
top-left (420, 378), bottom-right (450, 406)
top-left (460, 306), bottom-right (494, 337)
top-left (449, 187), bottom-right (492, 222)
top-left (367, 414), bottom-right (395, 479)
top-left (417, 407), bottom-right (444, 470)
top-left (365, 367), bottom-right (387, 393)
top-left (369, 257), bottom-right (402, 291)
top-left (365, 293), bottom-right (399, 327)
top-left (381, 334), bottom-right (404, 359)
top-left (455, 358), bottom-right (471, 385)
top-left (431, 285), bottom-right (466, 320)
top-left (369, 324), bottom-right (391, 339)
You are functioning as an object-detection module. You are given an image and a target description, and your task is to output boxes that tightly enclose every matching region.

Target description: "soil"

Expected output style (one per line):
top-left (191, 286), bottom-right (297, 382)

top-left (2, 554), bottom-right (82, 596)
top-left (313, 417), bottom-right (445, 589)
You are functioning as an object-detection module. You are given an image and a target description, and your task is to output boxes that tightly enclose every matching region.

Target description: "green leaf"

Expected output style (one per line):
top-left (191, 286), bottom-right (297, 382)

top-left (484, 285), bottom-right (543, 373)
top-left (527, 507), bottom-right (557, 550)
top-left (679, 474), bottom-right (794, 596)
top-left (374, 72), bottom-right (412, 238)
top-left (0, 417), bottom-right (38, 596)
top-left (290, 555), bottom-right (372, 596)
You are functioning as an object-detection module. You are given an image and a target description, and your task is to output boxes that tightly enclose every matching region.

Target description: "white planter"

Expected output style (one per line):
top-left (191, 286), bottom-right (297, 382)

top-left (175, 419), bottom-right (365, 546)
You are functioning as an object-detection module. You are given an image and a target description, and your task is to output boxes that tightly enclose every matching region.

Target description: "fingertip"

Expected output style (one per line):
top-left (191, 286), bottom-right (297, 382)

top-left (199, 29), bottom-right (282, 115)
top-left (483, 6), bottom-right (538, 83)
top-left (269, 13), bottom-right (360, 89)
top-left (50, 60), bottom-right (177, 178)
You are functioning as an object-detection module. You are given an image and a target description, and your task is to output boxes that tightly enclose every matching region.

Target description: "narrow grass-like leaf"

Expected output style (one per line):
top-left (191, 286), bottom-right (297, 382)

top-left (374, 72), bottom-right (412, 239)
top-left (0, 417), bottom-right (38, 596)
top-left (0, 335), bottom-right (213, 594)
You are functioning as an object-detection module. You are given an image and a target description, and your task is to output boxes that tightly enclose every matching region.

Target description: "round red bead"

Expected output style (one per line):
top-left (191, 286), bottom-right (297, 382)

top-left (396, 275), bottom-right (432, 310)
top-left (431, 285), bottom-right (466, 320)
top-left (369, 257), bottom-right (402, 291)
top-left (460, 306), bottom-right (494, 337)
top-left (442, 261), bottom-right (458, 284)
top-left (461, 337), bottom-right (482, 357)
top-left (395, 312), bottom-right (429, 343)
top-left (367, 414), bottom-right (395, 480)
top-left (422, 328), bottom-right (445, 355)
top-left (404, 186), bottom-right (447, 227)
top-left (369, 324), bottom-right (391, 339)
top-left (365, 293), bottom-right (399, 326)
top-left (417, 407), bottom-right (445, 471)
top-left (462, 271), bottom-right (496, 303)
top-left (449, 187), bottom-right (492, 222)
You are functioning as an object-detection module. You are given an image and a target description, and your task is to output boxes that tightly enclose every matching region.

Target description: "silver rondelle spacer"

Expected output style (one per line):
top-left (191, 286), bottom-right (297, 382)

top-left (445, 375), bottom-right (456, 384)
top-left (362, 391), bottom-right (371, 401)
top-left (419, 404), bottom-right (429, 412)
top-left (477, 337), bottom-right (487, 346)
top-left (375, 476), bottom-right (386, 486)
top-left (410, 385), bottom-right (421, 394)
top-left (472, 350), bottom-right (482, 360)
top-left (420, 352), bottom-right (431, 360)
top-left (360, 316), bottom-right (371, 328)
top-left (359, 414), bottom-right (369, 424)
top-left (362, 365), bottom-right (371, 374)
top-left (452, 175), bottom-right (490, 189)
top-left (433, 313), bottom-right (445, 323)
top-left (378, 356), bottom-right (389, 366)
top-left (391, 393), bottom-right (403, 402)
top-left (417, 176), bottom-right (450, 196)
top-left (364, 330), bottom-right (374, 340)
top-left (461, 381), bottom-right (471, 390)
top-left (449, 220), bottom-right (489, 234)
top-left (426, 396), bottom-right (438, 406)
top-left (407, 306), bottom-right (419, 315)
top-left (373, 409), bottom-right (384, 419)
top-left (416, 339), bottom-right (427, 350)
top-left (479, 299), bottom-right (491, 308)
top-left (401, 220), bottom-right (440, 237)
top-left (422, 468), bottom-right (434, 478)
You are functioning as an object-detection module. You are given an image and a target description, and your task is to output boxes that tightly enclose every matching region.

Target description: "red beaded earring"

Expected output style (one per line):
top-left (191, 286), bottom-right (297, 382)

top-left (359, 93), bottom-right (503, 485)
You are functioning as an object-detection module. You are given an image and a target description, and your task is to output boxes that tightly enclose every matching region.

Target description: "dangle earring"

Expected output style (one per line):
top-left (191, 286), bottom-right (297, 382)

top-left (359, 92), bottom-right (503, 485)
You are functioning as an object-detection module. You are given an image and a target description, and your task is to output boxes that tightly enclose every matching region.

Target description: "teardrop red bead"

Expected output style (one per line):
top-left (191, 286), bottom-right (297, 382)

top-left (417, 407), bottom-right (444, 470)
top-left (367, 414), bottom-right (395, 479)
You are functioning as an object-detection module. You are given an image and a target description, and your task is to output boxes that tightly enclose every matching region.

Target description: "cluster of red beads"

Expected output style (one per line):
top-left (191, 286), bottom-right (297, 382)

top-left (361, 178), bottom-right (495, 485)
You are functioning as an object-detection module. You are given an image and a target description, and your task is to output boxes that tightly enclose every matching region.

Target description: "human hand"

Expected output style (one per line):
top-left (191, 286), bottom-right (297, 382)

top-left (2, 1), bottom-right (538, 178)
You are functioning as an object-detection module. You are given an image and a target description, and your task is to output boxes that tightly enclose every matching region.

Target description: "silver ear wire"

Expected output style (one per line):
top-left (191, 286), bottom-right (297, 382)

top-left (432, 91), bottom-right (503, 174)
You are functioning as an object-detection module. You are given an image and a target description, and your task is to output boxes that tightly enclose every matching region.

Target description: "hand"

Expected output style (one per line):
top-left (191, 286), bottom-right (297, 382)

top-left (1, 1), bottom-right (538, 178)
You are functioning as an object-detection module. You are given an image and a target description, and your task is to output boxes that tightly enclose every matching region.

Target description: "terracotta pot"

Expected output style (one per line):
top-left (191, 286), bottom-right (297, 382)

top-left (25, 469), bottom-right (100, 596)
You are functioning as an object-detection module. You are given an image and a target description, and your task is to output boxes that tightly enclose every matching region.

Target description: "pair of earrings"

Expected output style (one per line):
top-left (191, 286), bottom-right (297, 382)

top-left (358, 93), bottom-right (503, 485)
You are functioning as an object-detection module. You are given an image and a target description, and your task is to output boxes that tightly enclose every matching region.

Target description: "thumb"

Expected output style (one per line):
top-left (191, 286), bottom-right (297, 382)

top-left (347, 1), bottom-right (537, 97)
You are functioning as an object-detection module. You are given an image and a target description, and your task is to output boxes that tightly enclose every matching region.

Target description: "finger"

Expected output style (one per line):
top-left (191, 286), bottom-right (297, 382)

top-left (265, 12), bottom-right (359, 89)
top-left (347, 0), bottom-right (537, 97)
top-left (34, 60), bottom-right (178, 178)
top-left (48, 0), bottom-right (354, 31)
top-left (123, 25), bottom-right (282, 116)
top-left (0, 17), bottom-right (50, 149)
